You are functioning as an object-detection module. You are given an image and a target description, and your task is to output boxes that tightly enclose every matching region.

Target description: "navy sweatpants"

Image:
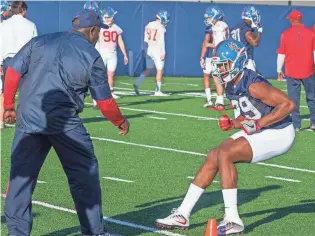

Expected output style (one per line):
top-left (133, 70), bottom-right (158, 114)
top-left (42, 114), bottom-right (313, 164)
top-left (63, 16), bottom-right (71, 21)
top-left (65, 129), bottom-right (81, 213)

top-left (286, 73), bottom-right (315, 129)
top-left (4, 124), bottom-right (104, 236)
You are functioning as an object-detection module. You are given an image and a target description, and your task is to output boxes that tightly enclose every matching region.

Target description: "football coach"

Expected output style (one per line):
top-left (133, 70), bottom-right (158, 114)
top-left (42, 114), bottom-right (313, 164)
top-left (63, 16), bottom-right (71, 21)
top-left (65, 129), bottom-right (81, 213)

top-left (3, 9), bottom-right (128, 236)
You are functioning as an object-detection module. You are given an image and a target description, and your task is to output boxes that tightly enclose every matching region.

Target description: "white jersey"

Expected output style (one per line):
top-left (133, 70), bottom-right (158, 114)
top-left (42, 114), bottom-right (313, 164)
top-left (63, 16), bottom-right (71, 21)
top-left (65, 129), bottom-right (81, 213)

top-left (212, 20), bottom-right (229, 46)
top-left (97, 23), bottom-right (123, 54)
top-left (0, 14), bottom-right (37, 64)
top-left (144, 21), bottom-right (166, 56)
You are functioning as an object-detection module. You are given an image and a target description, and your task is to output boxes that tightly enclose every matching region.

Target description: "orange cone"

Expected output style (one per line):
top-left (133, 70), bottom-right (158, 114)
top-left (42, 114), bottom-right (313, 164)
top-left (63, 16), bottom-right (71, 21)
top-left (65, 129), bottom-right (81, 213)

top-left (204, 218), bottom-right (218, 236)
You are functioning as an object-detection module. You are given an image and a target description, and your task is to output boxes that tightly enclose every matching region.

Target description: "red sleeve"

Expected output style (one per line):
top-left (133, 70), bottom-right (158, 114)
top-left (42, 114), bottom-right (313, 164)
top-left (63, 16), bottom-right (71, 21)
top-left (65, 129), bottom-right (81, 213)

top-left (4, 67), bottom-right (22, 110)
top-left (312, 31), bottom-right (315, 51)
top-left (313, 23), bottom-right (315, 32)
top-left (276, 32), bottom-right (286, 54)
top-left (96, 98), bottom-right (125, 127)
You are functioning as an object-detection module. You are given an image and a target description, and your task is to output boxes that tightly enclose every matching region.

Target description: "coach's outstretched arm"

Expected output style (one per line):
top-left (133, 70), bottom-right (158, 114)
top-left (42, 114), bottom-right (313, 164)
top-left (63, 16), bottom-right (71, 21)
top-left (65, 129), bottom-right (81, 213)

top-left (3, 40), bottom-right (34, 124)
top-left (248, 82), bottom-right (295, 127)
top-left (89, 55), bottom-right (130, 136)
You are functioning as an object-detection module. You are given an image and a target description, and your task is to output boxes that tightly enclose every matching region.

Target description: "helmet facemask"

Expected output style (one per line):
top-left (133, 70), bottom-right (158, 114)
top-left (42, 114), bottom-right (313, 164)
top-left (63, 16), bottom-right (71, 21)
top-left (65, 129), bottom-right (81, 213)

top-left (211, 47), bottom-right (247, 84)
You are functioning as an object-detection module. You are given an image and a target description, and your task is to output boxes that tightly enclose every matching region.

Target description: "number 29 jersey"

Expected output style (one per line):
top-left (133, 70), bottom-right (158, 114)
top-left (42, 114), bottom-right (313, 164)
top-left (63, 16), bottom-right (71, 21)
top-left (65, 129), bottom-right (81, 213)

top-left (99, 24), bottom-right (123, 54)
top-left (144, 21), bottom-right (166, 56)
top-left (226, 69), bottom-right (292, 130)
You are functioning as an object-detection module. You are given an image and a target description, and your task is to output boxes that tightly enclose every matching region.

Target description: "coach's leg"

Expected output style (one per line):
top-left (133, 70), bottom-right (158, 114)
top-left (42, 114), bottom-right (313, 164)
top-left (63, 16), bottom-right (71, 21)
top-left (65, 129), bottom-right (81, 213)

top-left (50, 124), bottom-right (104, 235)
top-left (286, 77), bottom-right (301, 129)
top-left (5, 132), bottom-right (51, 236)
top-left (302, 74), bottom-right (315, 127)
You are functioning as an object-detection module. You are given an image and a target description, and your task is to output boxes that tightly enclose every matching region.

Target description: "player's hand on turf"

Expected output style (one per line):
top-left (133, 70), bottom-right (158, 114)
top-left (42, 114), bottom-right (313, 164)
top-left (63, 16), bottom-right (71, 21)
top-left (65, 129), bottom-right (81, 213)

top-left (278, 72), bottom-right (285, 81)
top-left (124, 56), bottom-right (129, 65)
top-left (218, 114), bottom-right (234, 131)
top-left (160, 54), bottom-right (165, 61)
top-left (4, 109), bottom-right (16, 124)
top-left (118, 119), bottom-right (130, 136)
top-left (200, 57), bottom-right (205, 68)
top-left (241, 119), bottom-right (261, 135)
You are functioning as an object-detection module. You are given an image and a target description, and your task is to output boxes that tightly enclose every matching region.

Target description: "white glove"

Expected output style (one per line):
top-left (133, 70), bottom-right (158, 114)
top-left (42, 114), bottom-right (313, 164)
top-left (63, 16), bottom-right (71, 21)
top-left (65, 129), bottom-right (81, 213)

top-left (241, 119), bottom-right (261, 135)
top-left (258, 27), bottom-right (263, 33)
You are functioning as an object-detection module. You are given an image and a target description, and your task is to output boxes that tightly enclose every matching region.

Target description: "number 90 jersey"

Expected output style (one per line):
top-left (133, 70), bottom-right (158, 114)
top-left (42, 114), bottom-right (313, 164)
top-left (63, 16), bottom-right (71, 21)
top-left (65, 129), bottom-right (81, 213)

top-left (226, 69), bottom-right (292, 130)
top-left (99, 24), bottom-right (123, 54)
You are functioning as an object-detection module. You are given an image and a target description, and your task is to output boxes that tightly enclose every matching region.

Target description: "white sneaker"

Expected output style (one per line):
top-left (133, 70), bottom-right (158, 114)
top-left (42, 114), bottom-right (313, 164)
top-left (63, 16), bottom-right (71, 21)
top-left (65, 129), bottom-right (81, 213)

top-left (155, 208), bottom-right (189, 230)
top-left (152, 91), bottom-right (170, 96)
top-left (112, 93), bottom-right (120, 99)
top-left (203, 101), bottom-right (213, 108)
top-left (217, 218), bottom-right (244, 235)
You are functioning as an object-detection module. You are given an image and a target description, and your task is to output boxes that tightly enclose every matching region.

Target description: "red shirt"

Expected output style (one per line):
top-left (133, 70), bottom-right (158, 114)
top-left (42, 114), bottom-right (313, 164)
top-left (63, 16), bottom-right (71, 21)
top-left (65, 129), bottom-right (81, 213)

top-left (277, 24), bottom-right (315, 79)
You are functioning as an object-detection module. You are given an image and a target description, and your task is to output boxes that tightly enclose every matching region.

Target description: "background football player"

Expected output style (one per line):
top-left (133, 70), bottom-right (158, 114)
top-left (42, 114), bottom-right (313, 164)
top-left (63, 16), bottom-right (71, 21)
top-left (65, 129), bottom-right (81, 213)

top-left (133, 10), bottom-right (170, 96)
top-left (155, 39), bottom-right (295, 235)
top-left (200, 6), bottom-right (229, 110)
top-left (94, 7), bottom-right (128, 102)
top-left (230, 6), bottom-right (262, 73)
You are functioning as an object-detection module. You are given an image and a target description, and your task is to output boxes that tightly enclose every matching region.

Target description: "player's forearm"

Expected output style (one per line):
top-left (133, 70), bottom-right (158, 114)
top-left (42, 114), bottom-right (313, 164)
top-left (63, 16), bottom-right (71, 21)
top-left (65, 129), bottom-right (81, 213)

top-left (200, 43), bottom-right (207, 58)
top-left (206, 42), bottom-right (216, 48)
top-left (252, 32), bottom-right (262, 46)
top-left (4, 67), bottom-right (22, 110)
top-left (96, 98), bottom-right (125, 127)
top-left (118, 40), bottom-right (127, 57)
top-left (259, 101), bottom-right (295, 128)
top-left (277, 54), bottom-right (285, 73)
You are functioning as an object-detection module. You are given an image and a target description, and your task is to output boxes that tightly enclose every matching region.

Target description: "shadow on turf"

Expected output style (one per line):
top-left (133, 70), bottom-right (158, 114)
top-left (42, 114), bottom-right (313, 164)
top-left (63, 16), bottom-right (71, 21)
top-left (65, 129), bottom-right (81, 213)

top-left (118, 97), bottom-right (194, 106)
top-left (241, 200), bottom-right (315, 233)
top-left (43, 185), bottom-right (283, 235)
top-left (82, 113), bottom-right (152, 123)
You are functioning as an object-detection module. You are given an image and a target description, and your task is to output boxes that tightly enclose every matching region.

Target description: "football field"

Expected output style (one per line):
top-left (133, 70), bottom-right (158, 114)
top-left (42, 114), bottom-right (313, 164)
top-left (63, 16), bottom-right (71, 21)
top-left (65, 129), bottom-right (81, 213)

top-left (1, 77), bottom-right (315, 236)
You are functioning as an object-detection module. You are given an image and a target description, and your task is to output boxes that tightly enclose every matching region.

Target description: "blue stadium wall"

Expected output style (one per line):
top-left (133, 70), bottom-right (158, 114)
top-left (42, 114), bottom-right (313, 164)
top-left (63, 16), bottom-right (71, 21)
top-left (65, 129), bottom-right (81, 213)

top-left (25, 1), bottom-right (315, 78)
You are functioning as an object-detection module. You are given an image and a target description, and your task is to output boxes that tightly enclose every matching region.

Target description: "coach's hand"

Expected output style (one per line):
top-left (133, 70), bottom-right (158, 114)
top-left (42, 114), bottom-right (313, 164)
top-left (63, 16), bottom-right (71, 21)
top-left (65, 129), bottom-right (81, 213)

top-left (218, 114), bottom-right (234, 131)
top-left (118, 119), bottom-right (130, 136)
top-left (278, 72), bottom-right (285, 81)
top-left (4, 109), bottom-right (16, 124)
top-left (241, 119), bottom-right (261, 135)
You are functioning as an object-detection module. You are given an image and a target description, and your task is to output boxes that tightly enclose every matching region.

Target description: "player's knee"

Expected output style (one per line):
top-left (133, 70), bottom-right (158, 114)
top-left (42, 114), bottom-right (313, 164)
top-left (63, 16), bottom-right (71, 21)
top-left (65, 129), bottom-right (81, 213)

top-left (205, 148), bottom-right (218, 169)
top-left (217, 145), bottom-right (233, 164)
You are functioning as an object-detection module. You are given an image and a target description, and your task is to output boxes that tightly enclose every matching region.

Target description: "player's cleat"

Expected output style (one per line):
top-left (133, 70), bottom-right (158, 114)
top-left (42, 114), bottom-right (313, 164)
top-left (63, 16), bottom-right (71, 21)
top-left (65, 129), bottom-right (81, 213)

top-left (277, 78), bottom-right (286, 82)
top-left (217, 218), bottom-right (244, 235)
top-left (310, 124), bottom-right (315, 131)
top-left (153, 91), bottom-right (170, 96)
top-left (203, 101), bottom-right (213, 108)
top-left (155, 208), bottom-right (189, 230)
top-left (111, 93), bottom-right (120, 99)
top-left (133, 84), bottom-right (140, 96)
top-left (211, 104), bottom-right (225, 111)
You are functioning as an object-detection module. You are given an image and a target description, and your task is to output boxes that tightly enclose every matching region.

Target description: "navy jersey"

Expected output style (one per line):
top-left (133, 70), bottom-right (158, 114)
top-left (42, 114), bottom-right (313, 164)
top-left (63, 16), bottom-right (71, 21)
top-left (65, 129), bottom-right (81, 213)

top-left (205, 26), bottom-right (213, 58)
top-left (230, 21), bottom-right (254, 59)
top-left (226, 69), bottom-right (292, 130)
top-left (10, 30), bottom-right (111, 134)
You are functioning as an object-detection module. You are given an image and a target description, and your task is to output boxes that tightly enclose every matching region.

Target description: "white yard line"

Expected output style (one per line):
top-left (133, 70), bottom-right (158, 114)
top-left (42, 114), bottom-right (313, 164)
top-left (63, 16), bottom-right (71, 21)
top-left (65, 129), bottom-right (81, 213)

top-left (147, 116), bottom-right (167, 120)
top-left (102, 177), bottom-right (134, 183)
top-left (37, 180), bottom-right (47, 184)
top-left (187, 176), bottom-right (219, 183)
top-left (0, 194), bottom-right (185, 236)
top-left (90, 137), bottom-right (315, 174)
top-left (265, 176), bottom-right (301, 183)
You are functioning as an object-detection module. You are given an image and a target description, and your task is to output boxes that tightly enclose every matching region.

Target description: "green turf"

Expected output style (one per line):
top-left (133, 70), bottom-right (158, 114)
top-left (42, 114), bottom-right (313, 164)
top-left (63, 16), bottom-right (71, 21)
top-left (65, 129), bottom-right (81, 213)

top-left (1, 77), bottom-right (314, 236)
